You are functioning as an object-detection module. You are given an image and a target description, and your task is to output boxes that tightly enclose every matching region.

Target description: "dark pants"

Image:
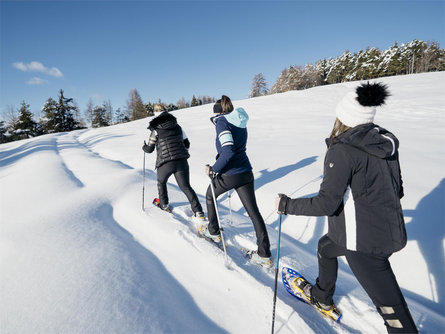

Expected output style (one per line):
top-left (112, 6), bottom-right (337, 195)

top-left (157, 159), bottom-right (202, 213)
top-left (206, 171), bottom-right (271, 258)
top-left (313, 235), bottom-right (418, 333)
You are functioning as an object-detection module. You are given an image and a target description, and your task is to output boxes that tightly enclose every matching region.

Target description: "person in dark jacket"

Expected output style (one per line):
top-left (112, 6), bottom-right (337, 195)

top-left (276, 83), bottom-right (418, 333)
top-left (143, 111), bottom-right (204, 219)
top-left (200, 95), bottom-right (272, 268)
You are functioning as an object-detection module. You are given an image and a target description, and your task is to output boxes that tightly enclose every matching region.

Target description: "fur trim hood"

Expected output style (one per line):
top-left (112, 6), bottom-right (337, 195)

top-left (148, 111), bottom-right (177, 130)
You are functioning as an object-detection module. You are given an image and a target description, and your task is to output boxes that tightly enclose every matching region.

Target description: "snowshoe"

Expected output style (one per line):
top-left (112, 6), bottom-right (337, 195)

top-left (153, 198), bottom-right (171, 213)
top-left (282, 267), bottom-right (342, 322)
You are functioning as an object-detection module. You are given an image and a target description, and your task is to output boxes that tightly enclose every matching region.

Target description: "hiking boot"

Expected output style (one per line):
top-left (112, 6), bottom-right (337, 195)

top-left (293, 278), bottom-right (334, 311)
top-left (160, 204), bottom-right (171, 212)
top-left (248, 251), bottom-right (273, 268)
top-left (198, 224), bottom-right (221, 243)
top-left (193, 211), bottom-right (207, 221)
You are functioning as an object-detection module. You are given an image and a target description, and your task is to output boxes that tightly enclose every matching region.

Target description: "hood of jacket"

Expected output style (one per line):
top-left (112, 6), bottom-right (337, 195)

top-left (327, 123), bottom-right (399, 159)
top-left (223, 107), bottom-right (249, 128)
top-left (148, 111), bottom-right (177, 130)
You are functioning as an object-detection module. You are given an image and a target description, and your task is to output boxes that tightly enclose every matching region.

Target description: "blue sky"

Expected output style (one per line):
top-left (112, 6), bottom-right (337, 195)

top-left (1, 0), bottom-right (444, 119)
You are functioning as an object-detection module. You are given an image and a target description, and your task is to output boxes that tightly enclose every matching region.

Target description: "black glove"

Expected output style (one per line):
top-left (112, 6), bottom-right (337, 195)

top-left (206, 164), bottom-right (218, 179)
top-left (277, 193), bottom-right (290, 215)
top-left (142, 140), bottom-right (150, 153)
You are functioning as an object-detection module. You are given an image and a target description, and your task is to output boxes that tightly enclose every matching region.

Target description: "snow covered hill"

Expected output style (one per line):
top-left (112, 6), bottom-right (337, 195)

top-left (1, 72), bottom-right (444, 333)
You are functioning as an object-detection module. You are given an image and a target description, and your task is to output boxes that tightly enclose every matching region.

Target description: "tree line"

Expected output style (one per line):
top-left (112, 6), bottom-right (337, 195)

top-left (2, 39), bottom-right (443, 144)
top-left (249, 39), bottom-right (444, 97)
top-left (0, 89), bottom-right (216, 144)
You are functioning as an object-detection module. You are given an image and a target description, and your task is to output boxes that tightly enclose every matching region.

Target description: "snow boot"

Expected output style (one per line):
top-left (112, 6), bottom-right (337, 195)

top-left (246, 250), bottom-right (273, 268)
top-left (193, 211), bottom-right (207, 223)
top-left (291, 277), bottom-right (341, 321)
top-left (198, 224), bottom-right (221, 243)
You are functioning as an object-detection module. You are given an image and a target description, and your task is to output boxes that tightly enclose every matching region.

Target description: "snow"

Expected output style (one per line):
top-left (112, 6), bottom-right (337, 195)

top-left (1, 72), bottom-right (444, 333)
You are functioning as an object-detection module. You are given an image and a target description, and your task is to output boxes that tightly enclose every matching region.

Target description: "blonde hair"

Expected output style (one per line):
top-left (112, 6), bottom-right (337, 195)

top-left (221, 95), bottom-right (234, 114)
top-left (330, 118), bottom-right (351, 139)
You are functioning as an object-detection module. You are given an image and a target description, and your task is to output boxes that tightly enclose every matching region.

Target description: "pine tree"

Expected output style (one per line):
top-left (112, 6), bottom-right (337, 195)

top-left (91, 105), bottom-right (110, 128)
top-left (127, 89), bottom-right (146, 120)
top-left (191, 95), bottom-right (199, 107)
top-left (114, 108), bottom-right (130, 124)
top-left (145, 102), bottom-right (155, 116)
top-left (166, 103), bottom-right (178, 111)
top-left (249, 73), bottom-right (268, 98)
top-left (39, 90), bottom-right (79, 133)
top-left (12, 101), bottom-right (38, 139)
top-left (40, 97), bottom-right (58, 133)
top-left (56, 89), bottom-right (79, 132)
top-left (0, 120), bottom-right (9, 143)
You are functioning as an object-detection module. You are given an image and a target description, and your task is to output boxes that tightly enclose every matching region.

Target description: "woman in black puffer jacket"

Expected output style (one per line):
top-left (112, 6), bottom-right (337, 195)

top-left (277, 83), bottom-right (417, 333)
top-left (143, 111), bottom-right (204, 218)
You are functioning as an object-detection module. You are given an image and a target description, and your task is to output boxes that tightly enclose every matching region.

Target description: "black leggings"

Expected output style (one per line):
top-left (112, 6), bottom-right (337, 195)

top-left (157, 159), bottom-right (202, 213)
top-left (313, 235), bottom-right (418, 333)
top-left (206, 171), bottom-right (271, 258)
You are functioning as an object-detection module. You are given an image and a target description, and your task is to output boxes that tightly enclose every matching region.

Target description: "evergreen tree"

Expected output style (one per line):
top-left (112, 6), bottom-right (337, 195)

top-left (249, 73), bottom-right (268, 97)
top-left (127, 89), bottom-right (146, 120)
top-left (91, 105), bottom-right (110, 128)
top-left (0, 120), bottom-right (9, 143)
top-left (40, 97), bottom-right (58, 133)
top-left (39, 90), bottom-right (79, 133)
top-left (145, 102), bottom-right (155, 116)
top-left (191, 95), bottom-right (199, 107)
top-left (114, 108), bottom-right (130, 124)
top-left (166, 103), bottom-right (178, 111)
top-left (12, 101), bottom-right (38, 138)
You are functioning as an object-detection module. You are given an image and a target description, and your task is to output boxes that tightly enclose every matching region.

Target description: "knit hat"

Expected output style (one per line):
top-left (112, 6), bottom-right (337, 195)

top-left (335, 82), bottom-right (389, 127)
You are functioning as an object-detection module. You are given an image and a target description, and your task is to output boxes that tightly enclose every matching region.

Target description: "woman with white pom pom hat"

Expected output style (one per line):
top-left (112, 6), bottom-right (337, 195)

top-left (276, 83), bottom-right (418, 333)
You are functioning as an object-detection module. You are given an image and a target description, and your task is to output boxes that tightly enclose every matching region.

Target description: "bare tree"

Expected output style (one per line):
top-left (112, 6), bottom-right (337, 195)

top-left (249, 73), bottom-right (269, 98)
top-left (127, 88), bottom-right (146, 120)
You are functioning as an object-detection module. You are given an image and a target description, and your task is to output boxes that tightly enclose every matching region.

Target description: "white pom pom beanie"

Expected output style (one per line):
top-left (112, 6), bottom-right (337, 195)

top-left (335, 91), bottom-right (376, 128)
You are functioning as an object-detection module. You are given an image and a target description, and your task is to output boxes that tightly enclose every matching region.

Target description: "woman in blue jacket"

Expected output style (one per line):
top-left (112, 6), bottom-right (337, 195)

top-left (200, 95), bottom-right (272, 267)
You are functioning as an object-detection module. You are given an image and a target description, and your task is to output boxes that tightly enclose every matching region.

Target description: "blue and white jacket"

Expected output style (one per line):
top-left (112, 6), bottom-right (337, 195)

top-left (211, 107), bottom-right (253, 175)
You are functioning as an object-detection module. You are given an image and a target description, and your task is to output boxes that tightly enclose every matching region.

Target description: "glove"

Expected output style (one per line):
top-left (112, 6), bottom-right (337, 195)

top-left (205, 164), bottom-right (218, 179)
top-left (277, 193), bottom-right (289, 215)
top-left (142, 140), bottom-right (150, 153)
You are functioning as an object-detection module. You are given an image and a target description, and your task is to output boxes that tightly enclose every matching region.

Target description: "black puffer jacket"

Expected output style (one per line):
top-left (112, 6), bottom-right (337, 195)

top-left (279, 123), bottom-right (407, 256)
top-left (144, 112), bottom-right (190, 168)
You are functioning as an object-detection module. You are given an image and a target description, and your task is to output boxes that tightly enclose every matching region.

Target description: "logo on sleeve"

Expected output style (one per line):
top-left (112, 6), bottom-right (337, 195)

top-left (329, 162), bottom-right (334, 168)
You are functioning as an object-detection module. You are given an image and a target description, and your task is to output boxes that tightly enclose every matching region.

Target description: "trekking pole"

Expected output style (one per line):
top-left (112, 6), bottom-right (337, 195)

top-left (228, 191), bottom-right (232, 226)
top-left (209, 176), bottom-right (229, 266)
top-left (142, 150), bottom-right (146, 211)
top-left (271, 211), bottom-right (283, 334)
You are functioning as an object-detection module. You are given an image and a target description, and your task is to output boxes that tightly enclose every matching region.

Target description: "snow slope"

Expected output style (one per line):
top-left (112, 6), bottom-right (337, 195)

top-left (1, 72), bottom-right (444, 333)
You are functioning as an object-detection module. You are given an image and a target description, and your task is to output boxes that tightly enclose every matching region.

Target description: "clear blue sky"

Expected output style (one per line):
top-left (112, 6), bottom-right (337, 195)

top-left (1, 0), bottom-right (444, 119)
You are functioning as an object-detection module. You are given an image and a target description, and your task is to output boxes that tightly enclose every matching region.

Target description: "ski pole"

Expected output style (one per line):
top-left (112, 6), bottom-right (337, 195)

top-left (271, 212), bottom-right (283, 334)
top-left (142, 150), bottom-right (146, 211)
top-left (209, 176), bottom-right (229, 266)
top-left (228, 191), bottom-right (232, 226)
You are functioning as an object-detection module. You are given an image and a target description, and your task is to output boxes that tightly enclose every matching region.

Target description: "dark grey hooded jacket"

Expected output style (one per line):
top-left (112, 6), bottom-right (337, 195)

top-left (144, 112), bottom-right (190, 168)
top-left (279, 123), bottom-right (407, 256)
